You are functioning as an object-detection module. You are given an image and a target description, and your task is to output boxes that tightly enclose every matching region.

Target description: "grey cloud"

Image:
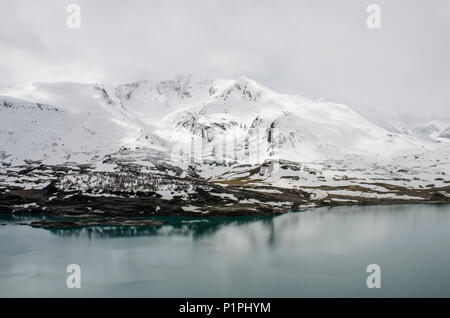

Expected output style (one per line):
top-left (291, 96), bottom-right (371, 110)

top-left (0, 0), bottom-right (449, 116)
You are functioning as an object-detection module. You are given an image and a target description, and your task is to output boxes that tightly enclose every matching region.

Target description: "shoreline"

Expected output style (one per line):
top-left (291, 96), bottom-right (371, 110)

top-left (1, 183), bottom-right (449, 229)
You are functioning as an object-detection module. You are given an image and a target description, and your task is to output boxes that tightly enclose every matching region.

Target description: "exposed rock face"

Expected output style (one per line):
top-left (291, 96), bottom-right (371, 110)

top-left (1, 160), bottom-right (448, 224)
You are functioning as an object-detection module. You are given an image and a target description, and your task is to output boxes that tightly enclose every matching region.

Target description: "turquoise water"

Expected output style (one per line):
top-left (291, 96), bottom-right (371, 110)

top-left (1, 204), bottom-right (450, 297)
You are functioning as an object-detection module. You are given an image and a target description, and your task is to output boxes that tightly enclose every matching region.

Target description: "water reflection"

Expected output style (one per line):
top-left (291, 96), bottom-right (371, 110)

top-left (5, 204), bottom-right (449, 246)
top-left (1, 204), bottom-right (450, 297)
top-left (45, 215), bottom-right (279, 240)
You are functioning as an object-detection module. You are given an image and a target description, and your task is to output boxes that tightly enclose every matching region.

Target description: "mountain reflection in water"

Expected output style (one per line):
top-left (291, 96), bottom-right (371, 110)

top-left (0, 204), bottom-right (449, 297)
top-left (47, 215), bottom-right (278, 240)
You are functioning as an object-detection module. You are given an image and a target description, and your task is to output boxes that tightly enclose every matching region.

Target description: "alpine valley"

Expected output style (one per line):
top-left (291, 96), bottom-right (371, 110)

top-left (0, 75), bottom-right (449, 227)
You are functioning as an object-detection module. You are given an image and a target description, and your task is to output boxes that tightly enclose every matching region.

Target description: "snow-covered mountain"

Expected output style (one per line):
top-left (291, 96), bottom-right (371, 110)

top-left (2, 75), bottom-right (446, 165)
top-left (0, 82), bottom-right (168, 163)
top-left (389, 113), bottom-right (450, 141)
top-left (348, 103), bottom-right (450, 142)
top-left (1, 75), bottom-right (449, 216)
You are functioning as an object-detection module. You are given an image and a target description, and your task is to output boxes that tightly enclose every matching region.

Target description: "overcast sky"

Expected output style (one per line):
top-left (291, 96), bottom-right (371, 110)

top-left (0, 0), bottom-right (449, 116)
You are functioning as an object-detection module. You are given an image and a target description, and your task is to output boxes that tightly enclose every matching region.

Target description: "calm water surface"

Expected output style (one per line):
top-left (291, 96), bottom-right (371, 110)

top-left (0, 204), bottom-right (449, 297)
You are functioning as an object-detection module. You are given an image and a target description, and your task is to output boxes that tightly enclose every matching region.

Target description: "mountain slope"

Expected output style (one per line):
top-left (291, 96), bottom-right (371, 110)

top-left (0, 76), bottom-right (449, 217)
top-left (1, 76), bottom-right (448, 168)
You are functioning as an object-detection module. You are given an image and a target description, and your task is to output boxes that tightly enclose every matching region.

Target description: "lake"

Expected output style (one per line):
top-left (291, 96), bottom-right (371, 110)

top-left (1, 204), bottom-right (449, 297)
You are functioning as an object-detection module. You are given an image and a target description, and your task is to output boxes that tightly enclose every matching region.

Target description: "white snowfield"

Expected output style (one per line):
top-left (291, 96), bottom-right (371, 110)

top-left (0, 75), bottom-right (449, 197)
